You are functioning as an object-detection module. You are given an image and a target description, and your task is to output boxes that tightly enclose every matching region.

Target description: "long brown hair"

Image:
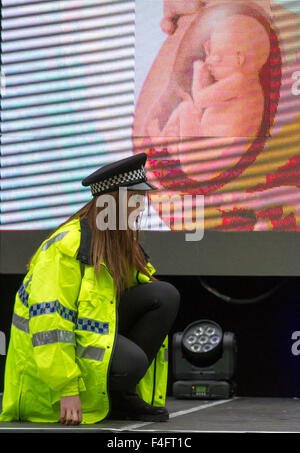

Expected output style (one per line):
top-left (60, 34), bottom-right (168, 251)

top-left (28, 190), bottom-right (157, 297)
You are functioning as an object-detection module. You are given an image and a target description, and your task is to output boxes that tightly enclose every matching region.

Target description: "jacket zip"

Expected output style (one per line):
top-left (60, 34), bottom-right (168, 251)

top-left (18, 375), bottom-right (23, 420)
top-left (151, 357), bottom-right (157, 405)
top-left (106, 303), bottom-right (118, 417)
top-left (105, 265), bottom-right (118, 418)
top-left (137, 268), bottom-right (157, 405)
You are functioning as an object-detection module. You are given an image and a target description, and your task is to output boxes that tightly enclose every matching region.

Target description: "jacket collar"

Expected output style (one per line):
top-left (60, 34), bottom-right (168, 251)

top-left (76, 218), bottom-right (93, 265)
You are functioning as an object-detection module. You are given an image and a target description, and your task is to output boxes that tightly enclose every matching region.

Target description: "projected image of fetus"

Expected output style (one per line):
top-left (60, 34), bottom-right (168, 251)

top-left (133, 1), bottom-right (300, 231)
top-left (145, 13), bottom-right (271, 183)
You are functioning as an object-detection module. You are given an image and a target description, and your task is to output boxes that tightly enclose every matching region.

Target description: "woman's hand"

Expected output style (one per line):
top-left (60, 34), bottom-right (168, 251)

top-left (60, 395), bottom-right (82, 425)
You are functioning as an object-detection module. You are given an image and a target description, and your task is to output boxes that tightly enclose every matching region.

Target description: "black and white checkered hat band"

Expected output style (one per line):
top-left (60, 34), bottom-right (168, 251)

top-left (90, 166), bottom-right (146, 195)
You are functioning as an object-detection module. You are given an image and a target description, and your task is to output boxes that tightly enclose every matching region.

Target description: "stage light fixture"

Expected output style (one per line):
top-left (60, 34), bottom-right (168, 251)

top-left (172, 320), bottom-right (237, 400)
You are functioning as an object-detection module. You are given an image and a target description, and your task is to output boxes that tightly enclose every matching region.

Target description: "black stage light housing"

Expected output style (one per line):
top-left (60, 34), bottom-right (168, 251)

top-left (172, 320), bottom-right (237, 399)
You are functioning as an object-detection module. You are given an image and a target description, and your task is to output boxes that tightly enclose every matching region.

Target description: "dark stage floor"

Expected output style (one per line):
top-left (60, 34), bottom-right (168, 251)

top-left (1, 395), bottom-right (300, 433)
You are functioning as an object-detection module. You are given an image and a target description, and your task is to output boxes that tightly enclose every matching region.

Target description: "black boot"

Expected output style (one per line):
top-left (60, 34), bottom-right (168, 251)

top-left (108, 391), bottom-right (169, 422)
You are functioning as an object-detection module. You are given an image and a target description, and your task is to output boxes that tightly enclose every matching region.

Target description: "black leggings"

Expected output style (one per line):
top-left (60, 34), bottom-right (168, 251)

top-left (109, 281), bottom-right (180, 393)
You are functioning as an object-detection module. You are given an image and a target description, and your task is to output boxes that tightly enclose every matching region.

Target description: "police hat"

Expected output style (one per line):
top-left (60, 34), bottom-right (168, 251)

top-left (82, 153), bottom-right (157, 196)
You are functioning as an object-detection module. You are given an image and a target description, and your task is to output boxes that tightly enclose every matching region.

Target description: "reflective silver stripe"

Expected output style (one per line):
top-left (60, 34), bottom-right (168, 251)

top-left (164, 348), bottom-right (168, 362)
top-left (32, 329), bottom-right (76, 347)
top-left (42, 231), bottom-right (69, 251)
top-left (12, 312), bottom-right (29, 333)
top-left (76, 343), bottom-right (105, 362)
top-left (11, 315), bottom-right (105, 362)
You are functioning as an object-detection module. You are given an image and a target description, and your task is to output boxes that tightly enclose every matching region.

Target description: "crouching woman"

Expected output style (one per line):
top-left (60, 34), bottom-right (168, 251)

top-left (0, 153), bottom-right (180, 425)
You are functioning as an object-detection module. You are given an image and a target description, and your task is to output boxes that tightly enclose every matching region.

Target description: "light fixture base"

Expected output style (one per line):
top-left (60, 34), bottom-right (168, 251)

top-left (173, 380), bottom-right (235, 400)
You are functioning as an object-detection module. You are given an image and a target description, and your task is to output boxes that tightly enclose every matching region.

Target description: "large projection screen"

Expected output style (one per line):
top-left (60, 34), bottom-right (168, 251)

top-left (1, 0), bottom-right (300, 275)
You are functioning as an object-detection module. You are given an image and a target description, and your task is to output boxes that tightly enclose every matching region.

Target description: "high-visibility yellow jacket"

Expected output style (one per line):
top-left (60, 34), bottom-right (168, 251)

top-left (0, 217), bottom-right (168, 424)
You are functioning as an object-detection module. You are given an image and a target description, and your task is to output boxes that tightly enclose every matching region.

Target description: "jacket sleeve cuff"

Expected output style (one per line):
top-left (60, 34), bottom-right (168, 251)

top-left (60, 378), bottom-right (80, 397)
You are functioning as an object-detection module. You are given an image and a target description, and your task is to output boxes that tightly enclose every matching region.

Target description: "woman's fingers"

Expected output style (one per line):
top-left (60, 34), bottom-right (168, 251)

top-left (78, 408), bottom-right (83, 424)
top-left (60, 407), bottom-right (66, 424)
top-left (66, 408), bottom-right (72, 425)
top-left (62, 409), bottom-right (82, 425)
top-left (71, 409), bottom-right (79, 425)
